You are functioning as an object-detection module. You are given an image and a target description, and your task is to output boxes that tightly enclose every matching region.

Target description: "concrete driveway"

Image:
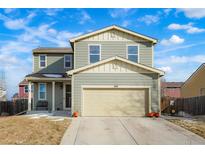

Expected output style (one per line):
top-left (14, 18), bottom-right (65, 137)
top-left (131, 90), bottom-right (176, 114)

top-left (61, 117), bottom-right (205, 145)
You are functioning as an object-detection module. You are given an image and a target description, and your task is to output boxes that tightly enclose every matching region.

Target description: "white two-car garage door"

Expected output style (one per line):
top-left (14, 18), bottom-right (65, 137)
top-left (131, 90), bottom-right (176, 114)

top-left (83, 88), bottom-right (149, 116)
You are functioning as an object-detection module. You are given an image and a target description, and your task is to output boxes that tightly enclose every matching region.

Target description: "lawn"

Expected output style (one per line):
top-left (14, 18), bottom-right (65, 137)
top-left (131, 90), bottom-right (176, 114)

top-left (0, 116), bottom-right (70, 145)
top-left (167, 117), bottom-right (205, 139)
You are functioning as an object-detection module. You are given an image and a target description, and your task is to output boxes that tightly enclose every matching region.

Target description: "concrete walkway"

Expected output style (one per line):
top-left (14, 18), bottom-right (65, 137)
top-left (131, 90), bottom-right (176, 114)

top-left (60, 117), bottom-right (205, 145)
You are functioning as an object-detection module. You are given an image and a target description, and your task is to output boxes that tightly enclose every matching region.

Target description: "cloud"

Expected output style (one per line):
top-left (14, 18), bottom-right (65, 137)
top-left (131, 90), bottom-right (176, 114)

top-left (0, 53), bottom-right (19, 66)
top-left (156, 55), bottom-right (205, 65)
top-left (0, 51), bottom-right (32, 99)
top-left (4, 8), bottom-right (16, 14)
top-left (163, 9), bottom-right (172, 16)
top-left (56, 31), bottom-right (82, 46)
top-left (168, 23), bottom-right (205, 34)
top-left (121, 20), bottom-right (131, 27)
top-left (0, 12), bottom-right (36, 30)
top-left (109, 9), bottom-right (135, 18)
top-left (158, 66), bottom-right (172, 73)
top-left (0, 13), bottom-right (82, 47)
top-left (160, 35), bottom-right (184, 46)
top-left (177, 8), bottom-right (205, 19)
top-left (29, 24), bottom-right (82, 47)
top-left (43, 9), bottom-right (63, 16)
top-left (0, 41), bottom-right (36, 54)
top-left (171, 55), bottom-right (205, 64)
top-left (138, 15), bottom-right (160, 25)
top-left (157, 41), bottom-right (205, 55)
top-left (79, 10), bottom-right (92, 24)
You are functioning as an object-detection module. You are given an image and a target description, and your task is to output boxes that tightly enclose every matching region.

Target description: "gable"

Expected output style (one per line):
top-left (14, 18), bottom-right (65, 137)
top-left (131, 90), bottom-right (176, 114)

top-left (67, 56), bottom-right (164, 75)
top-left (79, 29), bottom-right (148, 42)
top-left (182, 64), bottom-right (205, 88)
top-left (70, 25), bottom-right (157, 43)
top-left (81, 59), bottom-right (152, 73)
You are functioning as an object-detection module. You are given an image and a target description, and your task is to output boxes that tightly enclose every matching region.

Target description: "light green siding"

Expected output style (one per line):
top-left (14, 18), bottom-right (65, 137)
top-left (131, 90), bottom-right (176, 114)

top-left (33, 82), bottom-right (64, 111)
top-left (33, 53), bottom-right (73, 73)
top-left (73, 73), bottom-right (160, 115)
top-left (74, 41), bottom-right (153, 69)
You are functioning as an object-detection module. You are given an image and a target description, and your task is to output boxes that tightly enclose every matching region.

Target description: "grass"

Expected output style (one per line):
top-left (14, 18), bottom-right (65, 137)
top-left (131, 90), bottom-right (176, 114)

top-left (0, 116), bottom-right (70, 145)
top-left (167, 118), bottom-right (205, 139)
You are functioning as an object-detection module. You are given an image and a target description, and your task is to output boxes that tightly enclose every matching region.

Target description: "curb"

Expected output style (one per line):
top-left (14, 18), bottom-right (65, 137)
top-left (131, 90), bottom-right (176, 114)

top-left (60, 118), bottom-right (81, 145)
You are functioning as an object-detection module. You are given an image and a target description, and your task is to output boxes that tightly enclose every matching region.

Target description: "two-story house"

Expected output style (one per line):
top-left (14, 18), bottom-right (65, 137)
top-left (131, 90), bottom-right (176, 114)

top-left (25, 25), bottom-right (164, 116)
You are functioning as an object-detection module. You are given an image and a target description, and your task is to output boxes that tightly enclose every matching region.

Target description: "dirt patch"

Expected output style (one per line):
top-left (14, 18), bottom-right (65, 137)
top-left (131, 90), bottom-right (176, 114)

top-left (167, 118), bottom-right (205, 139)
top-left (0, 116), bottom-right (70, 145)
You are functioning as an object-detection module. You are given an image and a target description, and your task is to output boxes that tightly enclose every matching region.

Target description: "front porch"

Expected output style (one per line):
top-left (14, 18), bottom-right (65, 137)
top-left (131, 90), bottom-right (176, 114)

top-left (25, 73), bottom-right (72, 113)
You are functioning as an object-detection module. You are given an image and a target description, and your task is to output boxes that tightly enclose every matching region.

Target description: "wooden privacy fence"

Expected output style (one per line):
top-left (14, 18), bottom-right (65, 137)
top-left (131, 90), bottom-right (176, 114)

top-left (0, 99), bottom-right (28, 116)
top-left (161, 96), bottom-right (205, 116)
top-left (174, 96), bottom-right (205, 115)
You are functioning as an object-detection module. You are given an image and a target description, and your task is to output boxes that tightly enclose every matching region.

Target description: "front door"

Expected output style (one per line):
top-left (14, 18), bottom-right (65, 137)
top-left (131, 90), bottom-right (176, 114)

top-left (65, 84), bottom-right (71, 109)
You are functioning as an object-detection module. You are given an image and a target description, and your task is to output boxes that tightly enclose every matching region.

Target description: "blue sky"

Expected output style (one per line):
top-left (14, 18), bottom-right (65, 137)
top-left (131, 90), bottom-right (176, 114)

top-left (0, 8), bottom-right (205, 99)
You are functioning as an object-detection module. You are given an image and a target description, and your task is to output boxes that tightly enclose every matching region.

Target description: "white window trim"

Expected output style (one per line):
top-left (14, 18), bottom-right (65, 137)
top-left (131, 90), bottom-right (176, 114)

top-left (88, 44), bottom-right (101, 64)
top-left (38, 83), bottom-right (47, 100)
top-left (126, 44), bottom-right (140, 63)
top-left (24, 85), bottom-right (28, 93)
top-left (39, 54), bottom-right (47, 68)
top-left (64, 54), bottom-right (73, 69)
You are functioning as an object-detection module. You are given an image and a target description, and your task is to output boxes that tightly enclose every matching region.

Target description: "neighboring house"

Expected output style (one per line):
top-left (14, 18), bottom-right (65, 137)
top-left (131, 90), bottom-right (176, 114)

top-left (161, 82), bottom-right (183, 98)
top-left (18, 79), bottom-right (29, 99)
top-left (0, 76), bottom-right (6, 101)
top-left (25, 25), bottom-right (164, 116)
top-left (0, 87), bottom-right (6, 101)
top-left (12, 79), bottom-right (33, 101)
top-left (181, 63), bottom-right (205, 98)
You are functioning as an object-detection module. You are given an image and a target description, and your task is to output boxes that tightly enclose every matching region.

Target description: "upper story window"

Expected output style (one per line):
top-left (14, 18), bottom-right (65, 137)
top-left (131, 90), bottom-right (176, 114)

top-left (24, 85), bottom-right (28, 93)
top-left (127, 45), bottom-right (139, 63)
top-left (39, 55), bottom-right (46, 68)
top-left (64, 55), bottom-right (72, 68)
top-left (89, 45), bottom-right (101, 64)
top-left (38, 83), bottom-right (46, 100)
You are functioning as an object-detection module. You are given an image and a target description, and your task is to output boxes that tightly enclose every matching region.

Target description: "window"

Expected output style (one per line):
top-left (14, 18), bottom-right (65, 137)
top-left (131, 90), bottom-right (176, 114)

top-left (24, 85), bottom-right (28, 93)
top-left (127, 45), bottom-right (139, 62)
top-left (39, 55), bottom-right (46, 68)
top-left (38, 83), bottom-right (46, 100)
top-left (200, 88), bottom-right (205, 96)
top-left (89, 45), bottom-right (100, 63)
top-left (64, 55), bottom-right (72, 68)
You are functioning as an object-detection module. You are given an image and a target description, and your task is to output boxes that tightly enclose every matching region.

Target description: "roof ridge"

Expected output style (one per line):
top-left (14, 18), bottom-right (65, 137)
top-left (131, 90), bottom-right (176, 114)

top-left (69, 25), bottom-right (157, 43)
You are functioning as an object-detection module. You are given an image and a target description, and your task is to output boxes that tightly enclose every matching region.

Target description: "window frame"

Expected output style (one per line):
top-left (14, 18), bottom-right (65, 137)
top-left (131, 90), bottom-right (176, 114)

top-left (126, 44), bottom-right (139, 63)
top-left (24, 85), bottom-right (29, 93)
top-left (64, 54), bottom-right (72, 69)
top-left (38, 83), bottom-right (47, 100)
top-left (88, 44), bottom-right (101, 64)
top-left (39, 54), bottom-right (47, 68)
top-left (200, 88), bottom-right (205, 96)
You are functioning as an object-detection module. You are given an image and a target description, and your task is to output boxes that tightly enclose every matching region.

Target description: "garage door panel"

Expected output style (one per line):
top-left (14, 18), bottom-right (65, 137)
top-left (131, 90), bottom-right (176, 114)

top-left (83, 88), bottom-right (148, 116)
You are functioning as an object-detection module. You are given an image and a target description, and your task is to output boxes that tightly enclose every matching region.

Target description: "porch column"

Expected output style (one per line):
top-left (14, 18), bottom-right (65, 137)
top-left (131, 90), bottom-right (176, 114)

top-left (52, 81), bottom-right (55, 111)
top-left (28, 81), bottom-right (32, 111)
